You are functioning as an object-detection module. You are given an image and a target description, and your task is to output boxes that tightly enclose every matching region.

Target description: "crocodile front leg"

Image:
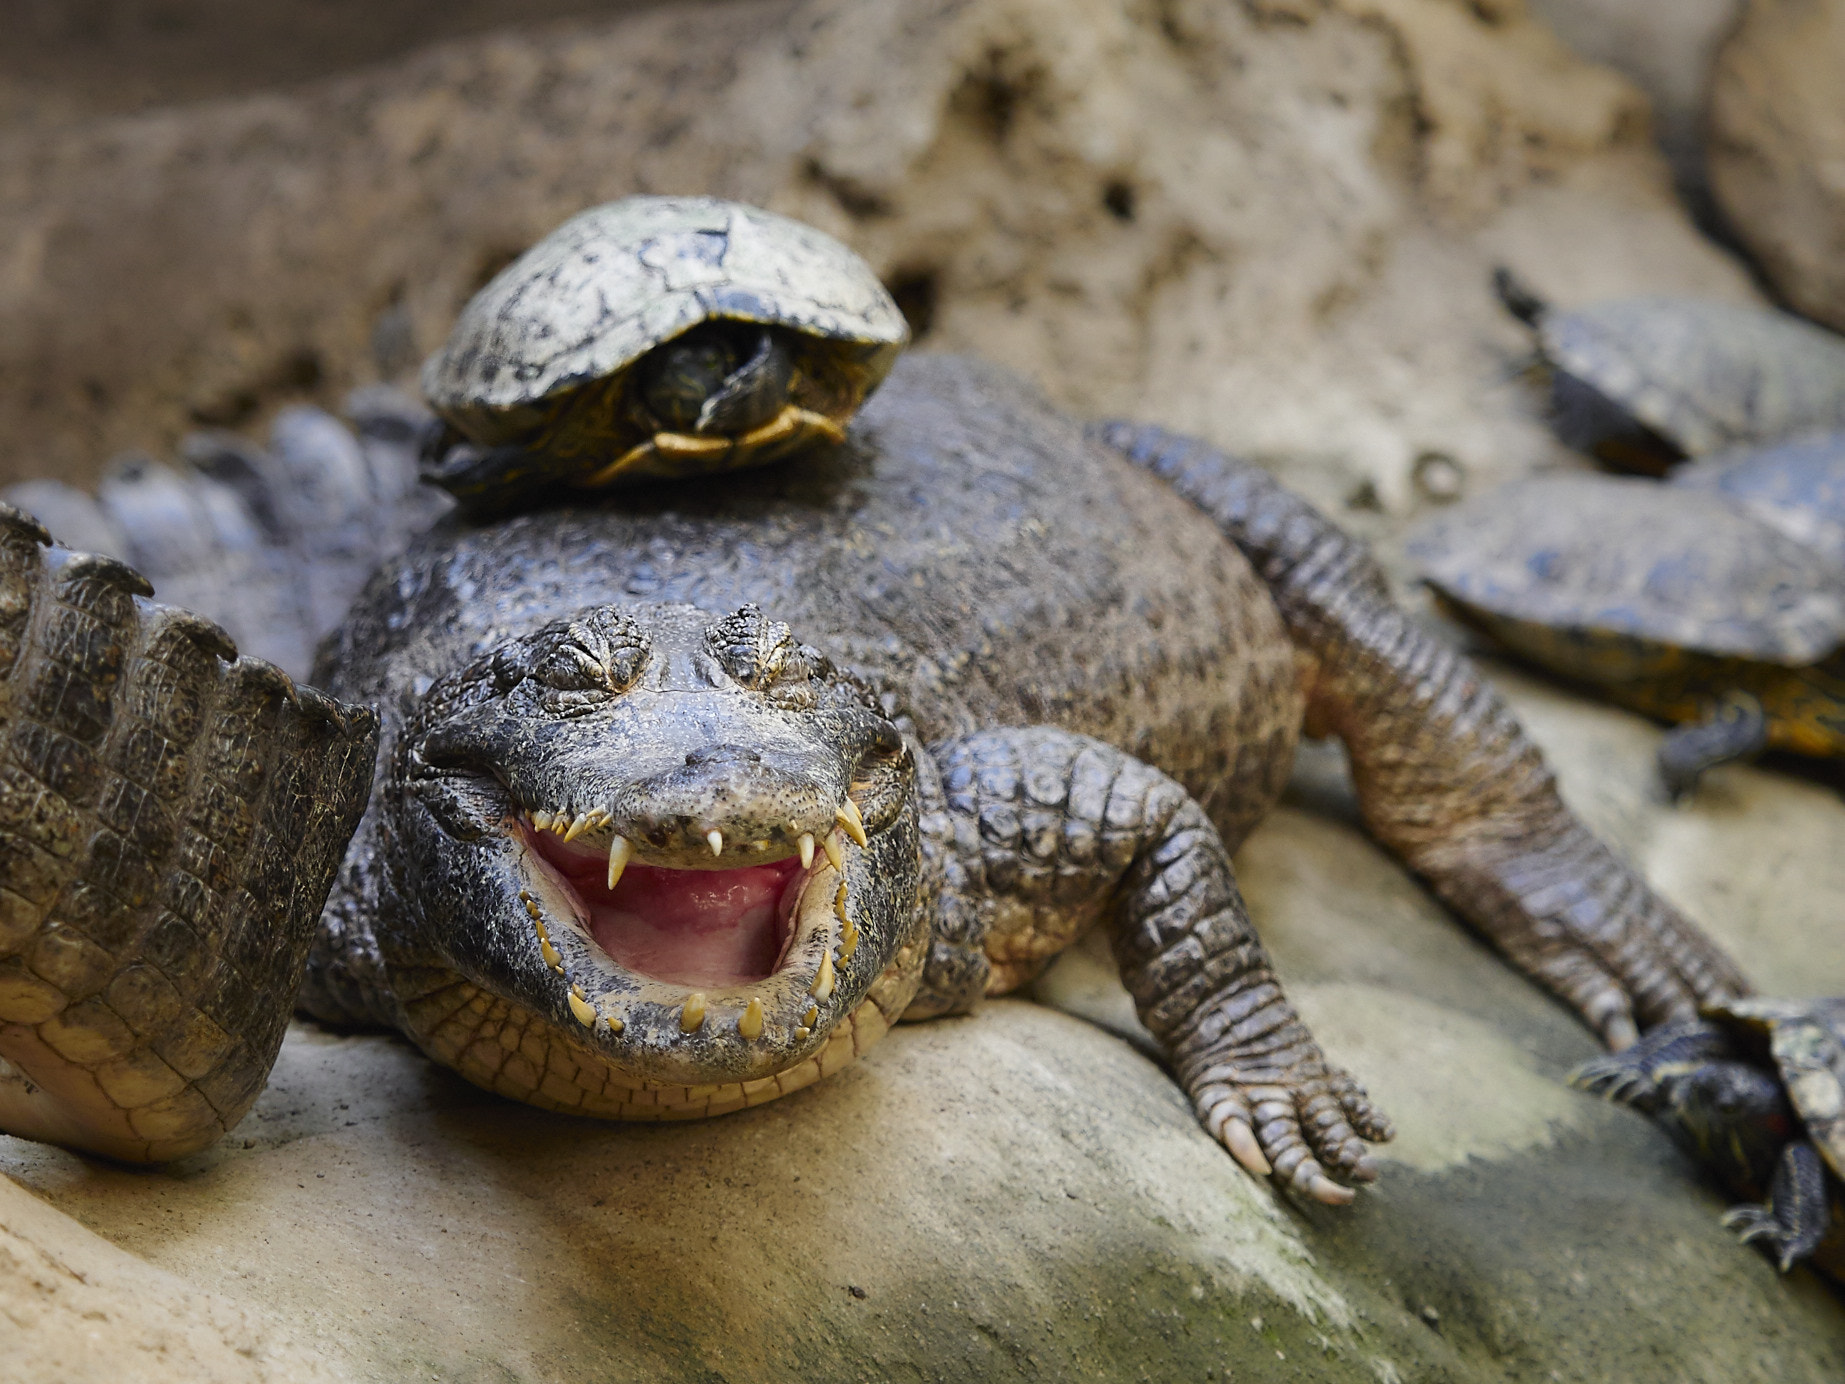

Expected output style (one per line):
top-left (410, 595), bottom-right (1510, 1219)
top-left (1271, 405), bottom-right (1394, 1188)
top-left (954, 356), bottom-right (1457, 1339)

top-left (1097, 422), bottom-right (1749, 1049)
top-left (913, 726), bottom-right (1391, 1204)
top-left (0, 505), bottom-right (376, 1161)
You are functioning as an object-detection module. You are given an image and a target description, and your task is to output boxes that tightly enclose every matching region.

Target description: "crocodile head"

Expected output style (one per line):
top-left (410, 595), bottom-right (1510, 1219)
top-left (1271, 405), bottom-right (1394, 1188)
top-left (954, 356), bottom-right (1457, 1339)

top-left (386, 602), bottom-right (929, 1116)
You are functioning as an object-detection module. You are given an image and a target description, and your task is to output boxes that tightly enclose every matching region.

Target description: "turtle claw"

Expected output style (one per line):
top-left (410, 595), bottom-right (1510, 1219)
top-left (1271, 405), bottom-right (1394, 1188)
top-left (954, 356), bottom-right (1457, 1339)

top-left (1722, 1204), bottom-right (1813, 1273)
top-left (1720, 1141), bottom-right (1831, 1273)
top-left (1567, 1056), bottom-right (1661, 1113)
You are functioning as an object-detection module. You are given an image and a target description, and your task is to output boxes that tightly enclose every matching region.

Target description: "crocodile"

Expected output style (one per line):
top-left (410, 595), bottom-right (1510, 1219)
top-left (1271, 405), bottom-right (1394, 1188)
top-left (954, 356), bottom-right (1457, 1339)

top-left (0, 354), bottom-right (1748, 1203)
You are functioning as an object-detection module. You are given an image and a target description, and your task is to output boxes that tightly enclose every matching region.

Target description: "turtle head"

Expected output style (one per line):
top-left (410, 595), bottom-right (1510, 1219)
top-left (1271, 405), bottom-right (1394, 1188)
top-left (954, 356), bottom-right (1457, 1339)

top-left (387, 603), bottom-right (928, 1114)
top-left (419, 196), bottom-right (909, 512)
top-left (1662, 1059), bottom-right (1794, 1198)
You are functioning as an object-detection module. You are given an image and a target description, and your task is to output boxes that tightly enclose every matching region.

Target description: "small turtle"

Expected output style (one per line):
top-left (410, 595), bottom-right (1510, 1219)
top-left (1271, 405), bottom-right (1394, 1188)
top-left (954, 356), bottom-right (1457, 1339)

top-left (1407, 473), bottom-right (1845, 794)
top-left (1493, 269), bottom-right (1845, 475)
top-left (1671, 430), bottom-right (1845, 565)
top-left (421, 196), bottom-right (909, 510)
top-left (1572, 999), bottom-right (1845, 1281)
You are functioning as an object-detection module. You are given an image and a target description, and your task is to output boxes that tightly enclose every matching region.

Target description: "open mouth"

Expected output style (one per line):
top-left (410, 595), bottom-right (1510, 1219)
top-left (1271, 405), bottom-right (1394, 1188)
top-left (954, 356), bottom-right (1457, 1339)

top-left (521, 824), bottom-right (811, 988)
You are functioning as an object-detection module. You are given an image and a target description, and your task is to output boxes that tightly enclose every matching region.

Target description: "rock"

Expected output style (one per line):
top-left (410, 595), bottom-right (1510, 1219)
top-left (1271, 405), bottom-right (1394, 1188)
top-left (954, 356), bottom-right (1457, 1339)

top-left (0, 1171), bottom-right (329, 1383)
top-left (0, 2), bottom-right (646, 123)
top-left (0, 0), bottom-right (1756, 526)
top-left (1708, 0), bottom-right (1845, 334)
top-left (1525, 0), bottom-right (1742, 197)
top-left (4, 662), bottom-right (1844, 1381)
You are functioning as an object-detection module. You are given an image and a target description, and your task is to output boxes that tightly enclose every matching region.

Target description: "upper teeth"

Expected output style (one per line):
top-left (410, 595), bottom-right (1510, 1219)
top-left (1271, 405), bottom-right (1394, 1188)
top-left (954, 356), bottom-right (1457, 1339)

top-left (521, 806), bottom-right (861, 868)
top-left (835, 799), bottom-right (868, 847)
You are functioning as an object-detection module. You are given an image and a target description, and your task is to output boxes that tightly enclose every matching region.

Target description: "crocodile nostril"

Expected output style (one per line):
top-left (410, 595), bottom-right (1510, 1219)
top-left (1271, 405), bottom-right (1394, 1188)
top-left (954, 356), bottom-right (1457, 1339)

top-left (684, 743), bottom-right (762, 767)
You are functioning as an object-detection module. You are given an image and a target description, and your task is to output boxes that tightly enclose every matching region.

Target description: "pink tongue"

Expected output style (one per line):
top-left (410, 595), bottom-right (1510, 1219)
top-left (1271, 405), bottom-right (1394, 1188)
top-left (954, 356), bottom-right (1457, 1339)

top-left (586, 860), bottom-right (801, 987)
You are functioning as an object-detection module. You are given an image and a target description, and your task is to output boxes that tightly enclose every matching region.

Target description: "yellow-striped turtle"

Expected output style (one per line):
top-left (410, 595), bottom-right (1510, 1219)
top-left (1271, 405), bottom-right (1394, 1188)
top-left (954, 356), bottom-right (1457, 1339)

top-left (421, 196), bottom-right (908, 511)
top-left (1494, 270), bottom-right (1845, 475)
top-left (1407, 472), bottom-right (1845, 794)
top-left (1573, 999), bottom-right (1845, 1281)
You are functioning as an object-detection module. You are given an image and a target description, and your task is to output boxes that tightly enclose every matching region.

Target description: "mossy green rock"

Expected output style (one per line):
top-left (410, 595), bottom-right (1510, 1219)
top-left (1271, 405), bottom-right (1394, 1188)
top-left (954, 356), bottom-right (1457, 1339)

top-left (4, 667), bottom-right (1844, 1381)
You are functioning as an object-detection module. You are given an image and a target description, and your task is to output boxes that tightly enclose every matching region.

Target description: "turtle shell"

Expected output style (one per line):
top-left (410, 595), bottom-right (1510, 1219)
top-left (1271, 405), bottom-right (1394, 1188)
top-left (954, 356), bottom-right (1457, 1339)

top-left (1706, 998), bottom-right (1845, 1185)
top-left (1408, 474), bottom-right (1845, 665)
top-left (423, 196), bottom-right (909, 445)
top-left (1541, 298), bottom-right (1845, 458)
top-left (1670, 431), bottom-right (1845, 565)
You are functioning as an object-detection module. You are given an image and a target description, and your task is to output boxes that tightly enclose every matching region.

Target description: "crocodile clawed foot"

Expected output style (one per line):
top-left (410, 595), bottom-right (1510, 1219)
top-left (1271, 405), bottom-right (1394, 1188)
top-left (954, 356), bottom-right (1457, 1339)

top-left (1192, 1061), bottom-right (1393, 1206)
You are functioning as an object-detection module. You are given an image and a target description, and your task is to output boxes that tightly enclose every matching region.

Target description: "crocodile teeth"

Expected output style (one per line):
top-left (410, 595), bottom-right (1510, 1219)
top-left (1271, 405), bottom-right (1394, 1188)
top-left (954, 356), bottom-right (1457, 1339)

top-left (568, 986), bottom-right (596, 1028)
top-left (540, 938), bottom-right (563, 972)
top-left (835, 883), bottom-right (859, 962)
top-left (835, 799), bottom-right (868, 848)
top-left (706, 829), bottom-right (724, 857)
top-left (607, 835), bottom-right (632, 891)
top-left (738, 998), bottom-right (764, 1041)
top-left (680, 993), bottom-right (708, 1033)
top-left (798, 833), bottom-right (816, 870)
top-left (563, 812), bottom-right (594, 842)
top-left (809, 949), bottom-right (835, 1000)
top-left (532, 810), bottom-right (555, 832)
top-left (803, 1004), bottom-right (819, 1027)
top-left (822, 831), bottom-right (845, 873)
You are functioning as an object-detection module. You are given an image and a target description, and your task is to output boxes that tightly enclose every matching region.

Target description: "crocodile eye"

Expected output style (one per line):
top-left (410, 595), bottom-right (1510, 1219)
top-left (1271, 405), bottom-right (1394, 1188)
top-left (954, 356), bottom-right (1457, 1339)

top-left (706, 604), bottom-right (795, 688)
top-left (531, 609), bottom-right (651, 705)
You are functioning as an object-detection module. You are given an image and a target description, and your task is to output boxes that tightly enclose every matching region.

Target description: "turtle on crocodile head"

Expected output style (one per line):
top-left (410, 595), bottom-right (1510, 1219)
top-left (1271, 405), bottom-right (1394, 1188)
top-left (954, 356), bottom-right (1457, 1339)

top-left (419, 196), bottom-right (909, 512)
top-left (0, 202), bottom-right (1749, 1209)
top-left (1573, 999), bottom-right (1845, 1282)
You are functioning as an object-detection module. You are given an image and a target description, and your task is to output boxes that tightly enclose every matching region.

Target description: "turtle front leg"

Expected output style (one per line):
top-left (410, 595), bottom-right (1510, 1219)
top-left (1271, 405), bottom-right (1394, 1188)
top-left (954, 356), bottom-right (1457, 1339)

top-left (0, 506), bottom-right (376, 1161)
top-left (1657, 691), bottom-right (1769, 800)
top-left (912, 726), bottom-right (1392, 1204)
top-left (1567, 1018), bottom-right (1731, 1114)
top-left (1723, 1140), bottom-right (1833, 1272)
top-left (1096, 421), bottom-right (1751, 1048)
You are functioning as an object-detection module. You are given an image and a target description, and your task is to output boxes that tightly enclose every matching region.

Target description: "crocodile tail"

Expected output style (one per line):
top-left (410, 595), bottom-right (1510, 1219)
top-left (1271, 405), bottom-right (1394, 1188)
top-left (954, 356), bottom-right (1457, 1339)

top-left (0, 504), bottom-right (376, 1160)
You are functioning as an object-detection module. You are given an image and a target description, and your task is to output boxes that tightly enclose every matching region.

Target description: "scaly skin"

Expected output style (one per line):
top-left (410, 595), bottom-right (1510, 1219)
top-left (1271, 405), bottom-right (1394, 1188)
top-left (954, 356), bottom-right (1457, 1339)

top-left (1096, 422), bottom-right (1750, 1048)
top-left (1573, 1010), bottom-right (1845, 1282)
top-left (0, 355), bottom-right (1750, 1203)
top-left (919, 728), bottom-right (1390, 1202)
top-left (0, 503), bottom-right (375, 1161)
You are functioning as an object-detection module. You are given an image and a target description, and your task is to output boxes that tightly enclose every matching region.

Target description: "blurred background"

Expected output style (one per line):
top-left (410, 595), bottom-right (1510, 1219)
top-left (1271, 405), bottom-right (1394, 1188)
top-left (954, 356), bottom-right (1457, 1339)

top-left (4, 0), bottom-right (1836, 542)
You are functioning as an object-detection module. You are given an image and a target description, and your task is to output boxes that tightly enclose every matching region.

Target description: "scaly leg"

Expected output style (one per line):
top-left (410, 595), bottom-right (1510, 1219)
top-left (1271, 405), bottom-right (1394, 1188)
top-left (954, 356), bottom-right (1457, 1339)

top-left (1723, 1140), bottom-right (1832, 1273)
top-left (0, 504), bottom-right (376, 1161)
top-left (913, 726), bottom-right (1392, 1204)
top-left (1657, 691), bottom-right (1768, 800)
top-left (1568, 1019), bottom-right (1730, 1115)
top-left (1095, 422), bottom-right (1749, 1047)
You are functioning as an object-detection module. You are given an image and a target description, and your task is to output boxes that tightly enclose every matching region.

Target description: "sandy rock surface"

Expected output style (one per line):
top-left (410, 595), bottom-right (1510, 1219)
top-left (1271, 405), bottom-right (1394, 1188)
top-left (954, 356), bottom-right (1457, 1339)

top-left (3, 664), bottom-right (1844, 1382)
top-left (4, 2), bottom-right (1840, 1378)
top-left (0, 1169), bottom-right (331, 1383)
top-left (0, 0), bottom-right (1756, 527)
top-left (1525, 0), bottom-right (1741, 198)
top-left (1708, 0), bottom-right (1845, 334)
